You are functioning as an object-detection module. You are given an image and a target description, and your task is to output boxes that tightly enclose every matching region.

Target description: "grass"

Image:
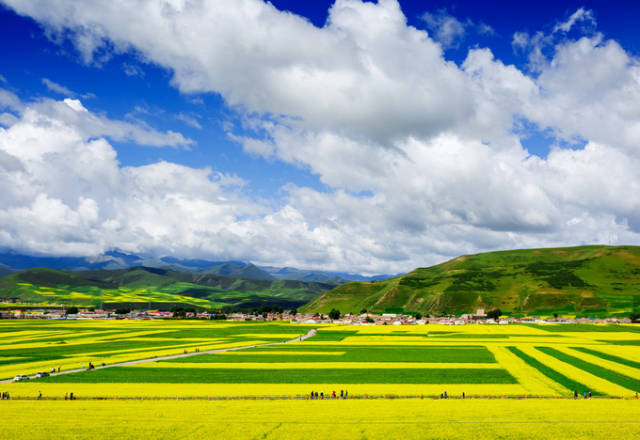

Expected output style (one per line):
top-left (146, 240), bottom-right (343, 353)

top-left (34, 366), bottom-right (518, 384)
top-left (506, 346), bottom-right (600, 395)
top-left (536, 347), bottom-right (640, 392)
top-left (165, 345), bottom-right (497, 363)
top-left (301, 245), bottom-right (640, 315)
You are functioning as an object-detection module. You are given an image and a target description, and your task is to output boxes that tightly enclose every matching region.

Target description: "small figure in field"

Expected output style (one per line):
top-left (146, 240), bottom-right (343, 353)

top-left (64, 393), bottom-right (68, 401)
top-left (345, 390), bottom-right (348, 399)
top-left (340, 390), bottom-right (344, 399)
top-left (37, 391), bottom-right (42, 400)
top-left (588, 391), bottom-right (591, 399)
top-left (583, 392), bottom-right (587, 399)
top-left (440, 393), bottom-right (443, 399)
top-left (57, 366), bottom-right (60, 373)
top-left (636, 392), bottom-right (638, 399)
top-left (574, 390), bottom-right (578, 399)
top-left (310, 390), bottom-right (314, 399)
top-left (444, 391), bottom-right (448, 399)
top-left (315, 392), bottom-right (318, 399)
top-left (101, 362), bottom-right (105, 367)
top-left (51, 367), bottom-right (55, 373)
top-left (462, 392), bottom-right (465, 399)
top-left (320, 392), bottom-right (324, 399)
top-left (332, 391), bottom-right (336, 399)
top-left (69, 392), bottom-right (74, 400)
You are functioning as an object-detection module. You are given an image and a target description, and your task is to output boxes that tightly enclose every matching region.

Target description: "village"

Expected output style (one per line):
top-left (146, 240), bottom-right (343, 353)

top-left (0, 306), bottom-right (634, 325)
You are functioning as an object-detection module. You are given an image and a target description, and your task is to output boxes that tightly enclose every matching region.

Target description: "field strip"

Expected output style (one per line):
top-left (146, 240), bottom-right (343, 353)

top-left (518, 346), bottom-right (631, 396)
top-left (594, 345), bottom-right (640, 363)
top-left (559, 347), bottom-right (640, 380)
top-left (487, 346), bottom-right (564, 396)
top-left (571, 346), bottom-right (640, 369)
top-left (537, 347), bottom-right (640, 393)
top-left (128, 362), bottom-right (504, 369)
top-left (3, 382), bottom-right (530, 398)
top-left (0, 329), bottom-right (316, 384)
top-left (214, 350), bottom-right (345, 356)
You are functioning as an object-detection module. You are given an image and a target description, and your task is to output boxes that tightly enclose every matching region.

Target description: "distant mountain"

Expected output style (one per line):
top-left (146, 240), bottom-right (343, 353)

top-left (0, 250), bottom-right (393, 284)
top-left (301, 245), bottom-right (640, 318)
top-left (259, 266), bottom-right (394, 284)
top-left (0, 266), bottom-right (334, 310)
top-left (0, 263), bottom-right (12, 277)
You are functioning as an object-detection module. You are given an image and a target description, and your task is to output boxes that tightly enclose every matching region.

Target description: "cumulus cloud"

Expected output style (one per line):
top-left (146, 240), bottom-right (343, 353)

top-left (1, 1), bottom-right (640, 274)
top-left (2, 0), bottom-right (473, 144)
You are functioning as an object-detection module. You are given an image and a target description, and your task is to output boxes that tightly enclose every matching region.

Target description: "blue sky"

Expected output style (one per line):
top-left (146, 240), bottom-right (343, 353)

top-left (1, 0), bottom-right (640, 274)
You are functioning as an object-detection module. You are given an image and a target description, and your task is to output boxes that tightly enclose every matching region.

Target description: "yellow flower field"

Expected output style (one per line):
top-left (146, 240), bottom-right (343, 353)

top-left (2, 320), bottom-right (640, 401)
top-left (1, 399), bottom-right (639, 439)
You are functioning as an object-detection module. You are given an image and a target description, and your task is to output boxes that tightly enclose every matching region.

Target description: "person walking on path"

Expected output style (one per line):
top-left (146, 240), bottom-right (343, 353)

top-left (37, 391), bottom-right (42, 400)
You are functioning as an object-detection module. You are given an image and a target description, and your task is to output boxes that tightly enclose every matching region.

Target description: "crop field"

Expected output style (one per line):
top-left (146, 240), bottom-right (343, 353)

top-left (0, 267), bottom-right (330, 310)
top-left (1, 399), bottom-right (640, 439)
top-left (2, 321), bottom-right (640, 400)
top-left (2, 321), bottom-right (640, 438)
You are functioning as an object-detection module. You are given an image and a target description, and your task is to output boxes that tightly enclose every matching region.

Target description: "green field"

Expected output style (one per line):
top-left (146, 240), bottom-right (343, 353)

top-left (0, 267), bottom-right (333, 310)
top-left (302, 245), bottom-right (640, 316)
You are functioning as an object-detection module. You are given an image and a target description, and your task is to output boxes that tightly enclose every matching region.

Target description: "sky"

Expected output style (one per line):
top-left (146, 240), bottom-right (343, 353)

top-left (1, 0), bottom-right (640, 275)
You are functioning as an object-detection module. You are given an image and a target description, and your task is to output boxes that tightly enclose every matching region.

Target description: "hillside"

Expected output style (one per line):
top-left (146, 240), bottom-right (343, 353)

top-left (0, 267), bottom-right (334, 310)
top-left (301, 245), bottom-right (640, 317)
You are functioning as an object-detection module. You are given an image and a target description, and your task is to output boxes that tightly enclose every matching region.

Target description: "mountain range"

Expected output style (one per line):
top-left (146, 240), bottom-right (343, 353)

top-left (0, 250), bottom-right (393, 284)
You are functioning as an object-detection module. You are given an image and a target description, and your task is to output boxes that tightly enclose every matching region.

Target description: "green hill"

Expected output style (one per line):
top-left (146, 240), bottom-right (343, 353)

top-left (301, 245), bottom-right (640, 317)
top-left (0, 267), bottom-right (334, 310)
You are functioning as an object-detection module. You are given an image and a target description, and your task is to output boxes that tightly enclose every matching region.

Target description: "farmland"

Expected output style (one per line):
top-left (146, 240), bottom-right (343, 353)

top-left (1, 399), bottom-right (640, 439)
top-left (3, 320), bottom-right (640, 398)
top-left (2, 321), bottom-right (640, 439)
top-left (0, 267), bottom-right (333, 310)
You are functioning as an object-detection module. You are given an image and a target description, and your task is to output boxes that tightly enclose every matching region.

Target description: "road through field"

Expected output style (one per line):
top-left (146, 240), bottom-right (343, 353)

top-left (0, 327), bottom-right (317, 384)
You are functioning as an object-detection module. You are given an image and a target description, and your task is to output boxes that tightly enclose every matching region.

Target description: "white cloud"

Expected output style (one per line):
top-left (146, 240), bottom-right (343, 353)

top-left (1, 1), bottom-right (640, 274)
top-left (122, 62), bottom-right (145, 77)
top-left (421, 9), bottom-right (494, 49)
top-left (175, 112), bottom-right (202, 129)
top-left (41, 77), bottom-right (95, 99)
top-left (553, 7), bottom-right (596, 33)
top-left (20, 95), bottom-right (194, 148)
top-left (2, 0), bottom-right (473, 144)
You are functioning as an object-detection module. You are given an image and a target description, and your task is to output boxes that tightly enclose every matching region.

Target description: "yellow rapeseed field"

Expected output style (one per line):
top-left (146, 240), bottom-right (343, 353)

top-left (1, 399), bottom-right (639, 439)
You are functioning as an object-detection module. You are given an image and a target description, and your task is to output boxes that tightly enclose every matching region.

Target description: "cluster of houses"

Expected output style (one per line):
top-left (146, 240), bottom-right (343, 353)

top-left (0, 307), bottom-right (634, 324)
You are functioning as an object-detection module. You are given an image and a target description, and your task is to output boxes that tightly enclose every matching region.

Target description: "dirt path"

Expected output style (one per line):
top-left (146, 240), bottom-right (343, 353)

top-left (1, 328), bottom-right (316, 384)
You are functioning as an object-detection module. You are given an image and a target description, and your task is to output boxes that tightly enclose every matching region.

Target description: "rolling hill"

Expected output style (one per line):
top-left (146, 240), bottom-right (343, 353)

top-left (0, 266), bottom-right (334, 311)
top-left (301, 245), bottom-right (640, 317)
